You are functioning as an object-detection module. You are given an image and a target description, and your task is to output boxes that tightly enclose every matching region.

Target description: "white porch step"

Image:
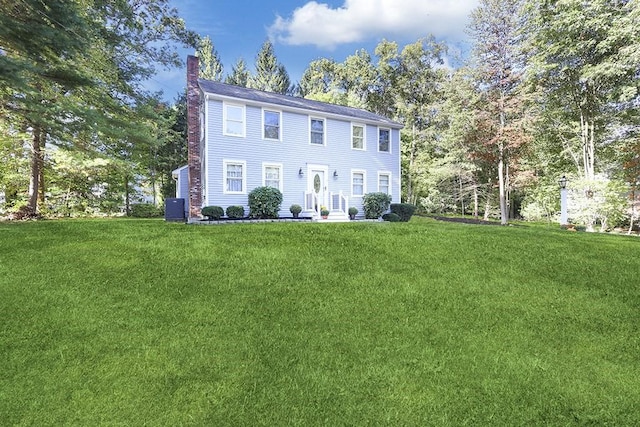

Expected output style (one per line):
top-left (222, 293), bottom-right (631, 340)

top-left (316, 212), bottom-right (350, 222)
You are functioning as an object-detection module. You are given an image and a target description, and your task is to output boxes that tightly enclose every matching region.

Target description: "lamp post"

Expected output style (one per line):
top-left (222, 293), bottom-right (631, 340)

top-left (558, 175), bottom-right (568, 225)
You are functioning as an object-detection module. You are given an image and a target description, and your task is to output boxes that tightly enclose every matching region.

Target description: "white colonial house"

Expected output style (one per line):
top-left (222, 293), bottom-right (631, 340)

top-left (174, 55), bottom-right (403, 221)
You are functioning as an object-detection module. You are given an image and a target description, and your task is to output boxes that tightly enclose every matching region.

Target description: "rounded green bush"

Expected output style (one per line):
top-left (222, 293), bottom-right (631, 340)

top-left (201, 205), bottom-right (224, 220)
top-left (226, 205), bottom-right (245, 219)
top-left (290, 204), bottom-right (302, 214)
top-left (382, 212), bottom-right (401, 222)
top-left (363, 192), bottom-right (392, 219)
top-left (248, 186), bottom-right (283, 219)
top-left (390, 203), bottom-right (416, 222)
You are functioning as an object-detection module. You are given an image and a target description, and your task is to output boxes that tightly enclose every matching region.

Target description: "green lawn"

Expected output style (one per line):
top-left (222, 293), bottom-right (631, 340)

top-left (1, 217), bottom-right (639, 425)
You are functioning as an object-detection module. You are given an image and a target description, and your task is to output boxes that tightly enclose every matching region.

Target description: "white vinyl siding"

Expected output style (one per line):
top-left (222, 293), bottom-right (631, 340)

top-left (352, 123), bottom-right (365, 150)
top-left (263, 109), bottom-right (281, 141)
top-left (310, 117), bottom-right (325, 145)
top-left (224, 103), bottom-right (245, 137)
top-left (202, 95), bottom-right (402, 217)
top-left (351, 170), bottom-right (366, 197)
top-left (263, 163), bottom-right (283, 191)
top-left (223, 160), bottom-right (246, 194)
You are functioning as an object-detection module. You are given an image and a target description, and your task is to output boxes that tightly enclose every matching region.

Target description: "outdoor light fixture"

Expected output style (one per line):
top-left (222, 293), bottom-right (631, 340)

top-left (558, 175), bottom-right (567, 189)
top-left (333, 170), bottom-right (338, 178)
top-left (298, 167), bottom-right (304, 177)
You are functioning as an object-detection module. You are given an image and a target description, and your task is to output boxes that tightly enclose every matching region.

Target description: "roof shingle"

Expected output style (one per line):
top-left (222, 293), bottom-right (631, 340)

top-left (198, 79), bottom-right (403, 128)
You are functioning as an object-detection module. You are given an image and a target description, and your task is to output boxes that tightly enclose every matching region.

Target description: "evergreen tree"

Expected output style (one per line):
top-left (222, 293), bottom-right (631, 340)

top-left (249, 40), bottom-right (291, 94)
top-left (0, 0), bottom-right (197, 214)
top-left (225, 58), bottom-right (251, 87)
top-left (197, 36), bottom-right (224, 81)
top-left (157, 92), bottom-right (188, 198)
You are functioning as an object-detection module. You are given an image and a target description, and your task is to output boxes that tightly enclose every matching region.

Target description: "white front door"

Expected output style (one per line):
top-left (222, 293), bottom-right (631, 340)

top-left (308, 165), bottom-right (328, 213)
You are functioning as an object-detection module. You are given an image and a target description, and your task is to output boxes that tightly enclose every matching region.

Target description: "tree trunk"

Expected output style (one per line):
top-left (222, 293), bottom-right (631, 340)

top-left (498, 148), bottom-right (508, 225)
top-left (580, 111), bottom-right (596, 231)
top-left (459, 177), bottom-right (465, 216)
top-left (580, 112), bottom-right (595, 181)
top-left (38, 167), bottom-right (45, 204)
top-left (473, 181), bottom-right (479, 219)
top-left (498, 92), bottom-right (508, 225)
top-left (628, 189), bottom-right (636, 235)
top-left (483, 186), bottom-right (491, 221)
top-left (27, 126), bottom-right (44, 213)
top-left (406, 123), bottom-right (417, 204)
top-left (124, 175), bottom-right (131, 216)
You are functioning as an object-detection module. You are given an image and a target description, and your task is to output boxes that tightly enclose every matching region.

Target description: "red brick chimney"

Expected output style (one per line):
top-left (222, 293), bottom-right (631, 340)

top-left (187, 55), bottom-right (202, 218)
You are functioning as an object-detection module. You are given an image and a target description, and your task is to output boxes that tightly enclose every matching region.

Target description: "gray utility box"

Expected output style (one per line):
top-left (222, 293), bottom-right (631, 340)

top-left (165, 198), bottom-right (185, 221)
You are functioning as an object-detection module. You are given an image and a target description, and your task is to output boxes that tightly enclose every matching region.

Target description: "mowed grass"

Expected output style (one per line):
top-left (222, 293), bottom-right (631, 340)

top-left (1, 217), bottom-right (639, 426)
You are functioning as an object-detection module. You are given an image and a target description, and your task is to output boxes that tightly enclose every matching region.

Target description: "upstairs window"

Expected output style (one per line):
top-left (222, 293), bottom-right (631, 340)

top-left (378, 128), bottom-right (390, 152)
top-left (263, 110), bottom-right (281, 140)
top-left (310, 118), bottom-right (325, 145)
top-left (352, 124), bottom-right (365, 150)
top-left (224, 103), bottom-right (245, 137)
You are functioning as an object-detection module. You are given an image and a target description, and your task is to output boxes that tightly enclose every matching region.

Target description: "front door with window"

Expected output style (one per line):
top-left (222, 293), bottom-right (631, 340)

top-left (308, 165), bottom-right (328, 213)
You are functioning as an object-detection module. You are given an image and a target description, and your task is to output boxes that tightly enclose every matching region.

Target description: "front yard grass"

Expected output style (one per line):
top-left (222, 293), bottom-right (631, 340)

top-left (1, 217), bottom-right (639, 425)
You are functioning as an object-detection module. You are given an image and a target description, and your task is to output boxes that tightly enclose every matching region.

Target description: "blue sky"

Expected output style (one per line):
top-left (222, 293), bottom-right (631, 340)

top-left (150, 0), bottom-right (479, 102)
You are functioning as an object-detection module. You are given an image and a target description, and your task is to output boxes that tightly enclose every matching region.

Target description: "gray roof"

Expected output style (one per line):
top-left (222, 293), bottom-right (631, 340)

top-left (198, 79), bottom-right (403, 128)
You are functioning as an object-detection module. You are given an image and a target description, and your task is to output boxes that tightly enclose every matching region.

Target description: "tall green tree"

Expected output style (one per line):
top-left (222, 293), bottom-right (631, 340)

top-left (524, 0), bottom-right (639, 229)
top-left (157, 92), bottom-right (188, 199)
top-left (524, 0), bottom-right (639, 182)
top-left (0, 0), bottom-right (197, 214)
top-left (437, 67), bottom-right (501, 218)
top-left (340, 49), bottom-right (377, 110)
top-left (196, 36), bottom-right (224, 81)
top-left (0, 0), bottom-right (95, 213)
top-left (468, 0), bottom-right (528, 224)
top-left (0, 114), bottom-right (30, 209)
top-left (393, 37), bottom-right (448, 205)
top-left (225, 58), bottom-right (251, 87)
top-left (298, 58), bottom-right (347, 104)
top-left (249, 40), bottom-right (291, 94)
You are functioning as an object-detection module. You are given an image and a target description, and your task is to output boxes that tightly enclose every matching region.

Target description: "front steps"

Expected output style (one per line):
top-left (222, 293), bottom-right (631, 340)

top-left (315, 211), bottom-right (350, 222)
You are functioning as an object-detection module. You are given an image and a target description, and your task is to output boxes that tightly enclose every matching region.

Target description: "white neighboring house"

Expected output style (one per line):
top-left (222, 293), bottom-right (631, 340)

top-left (176, 55), bottom-right (403, 220)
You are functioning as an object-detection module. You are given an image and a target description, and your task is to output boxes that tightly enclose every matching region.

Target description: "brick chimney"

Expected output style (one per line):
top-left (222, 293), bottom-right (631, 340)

top-left (187, 55), bottom-right (202, 218)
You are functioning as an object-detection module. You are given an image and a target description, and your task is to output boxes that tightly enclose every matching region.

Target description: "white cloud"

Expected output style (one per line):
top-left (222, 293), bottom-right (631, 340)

top-left (268, 0), bottom-right (479, 50)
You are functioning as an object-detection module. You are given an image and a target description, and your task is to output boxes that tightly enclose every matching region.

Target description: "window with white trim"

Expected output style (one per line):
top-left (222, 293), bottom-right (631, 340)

top-left (223, 160), bottom-right (246, 194)
top-left (352, 124), bottom-right (365, 150)
top-left (378, 127), bottom-right (390, 152)
top-left (352, 170), bottom-right (366, 197)
top-left (263, 109), bottom-right (281, 140)
top-left (263, 163), bottom-right (283, 191)
top-left (224, 103), bottom-right (245, 137)
top-left (378, 172), bottom-right (391, 195)
top-left (310, 117), bottom-right (325, 145)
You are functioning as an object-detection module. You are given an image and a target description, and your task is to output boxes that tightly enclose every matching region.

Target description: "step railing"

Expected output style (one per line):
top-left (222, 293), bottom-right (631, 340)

top-left (304, 191), bottom-right (348, 218)
top-left (330, 191), bottom-right (348, 214)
